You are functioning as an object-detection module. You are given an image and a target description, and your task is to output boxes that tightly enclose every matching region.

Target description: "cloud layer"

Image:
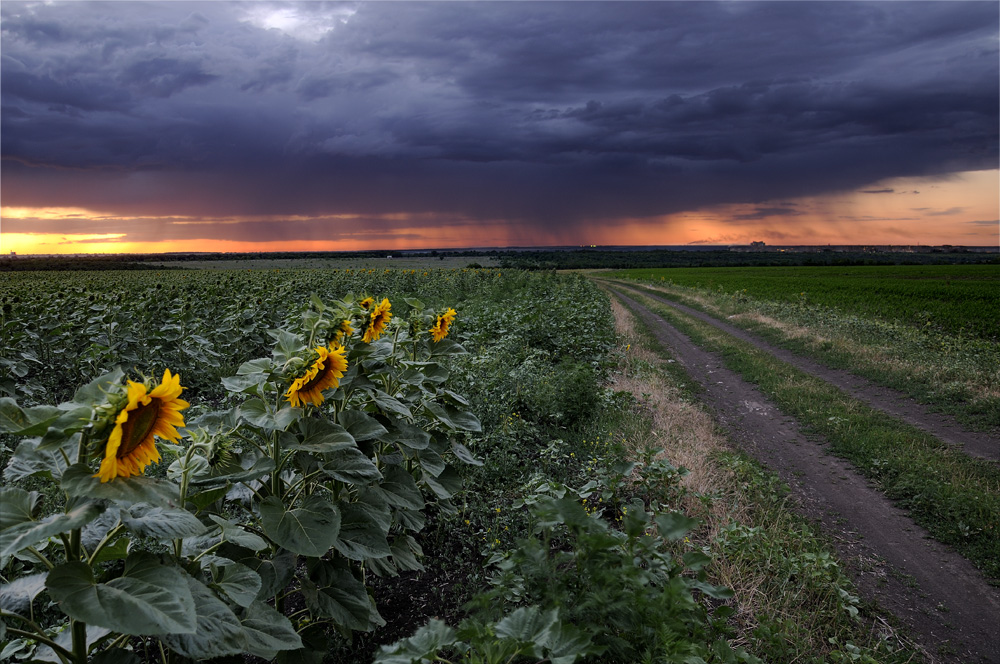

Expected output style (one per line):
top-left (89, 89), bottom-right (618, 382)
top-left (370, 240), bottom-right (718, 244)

top-left (1, 1), bottom-right (997, 242)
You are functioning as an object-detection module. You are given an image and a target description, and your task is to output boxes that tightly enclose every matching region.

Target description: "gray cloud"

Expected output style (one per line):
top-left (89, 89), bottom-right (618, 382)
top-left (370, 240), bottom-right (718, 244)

top-left (1, 1), bottom-right (997, 232)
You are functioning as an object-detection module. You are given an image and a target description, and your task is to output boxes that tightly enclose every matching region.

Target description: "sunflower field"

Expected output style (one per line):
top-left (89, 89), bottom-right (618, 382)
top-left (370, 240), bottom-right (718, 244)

top-left (1, 267), bottom-right (747, 663)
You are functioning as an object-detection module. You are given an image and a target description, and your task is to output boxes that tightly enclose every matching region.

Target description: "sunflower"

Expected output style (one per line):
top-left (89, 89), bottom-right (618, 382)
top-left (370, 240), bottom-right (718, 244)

top-left (359, 296), bottom-right (375, 310)
top-left (362, 298), bottom-right (392, 343)
top-left (333, 319), bottom-right (354, 344)
top-left (430, 307), bottom-right (457, 342)
top-left (96, 369), bottom-right (189, 483)
top-left (285, 344), bottom-right (349, 408)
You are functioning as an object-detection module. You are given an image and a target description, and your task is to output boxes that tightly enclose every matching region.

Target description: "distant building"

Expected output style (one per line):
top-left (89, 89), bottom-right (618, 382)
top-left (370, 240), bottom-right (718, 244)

top-left (749, 240), bottom-right (766, 247)
top-left (8, 251), bottom-right (15, 258)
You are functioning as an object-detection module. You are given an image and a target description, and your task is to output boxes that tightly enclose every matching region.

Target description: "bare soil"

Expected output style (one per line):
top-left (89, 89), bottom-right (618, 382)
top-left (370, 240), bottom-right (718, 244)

top-left (610, 286), bottom-right (1000, 664)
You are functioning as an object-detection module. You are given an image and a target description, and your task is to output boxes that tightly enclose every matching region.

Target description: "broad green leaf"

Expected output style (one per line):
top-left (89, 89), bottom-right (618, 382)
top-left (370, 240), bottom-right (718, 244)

top-left (0, 572), bottom-right (47, 614)
top-left (167, 454), bottom-right (210, 482)
top-left (429, 339), bottom-right (467, 356)
top-left (422, 402), bottom-right (481, 432)
top-left (420, 465), bottom-right (463, 500)
top-left (390, 536), bottom-right (424, 573)
top-left (239, 398), bottom-right (274, 429)
top-left (37, 407), bottom-right (93, 450)
top-left (259, 495), bottom-right (340, 558)
top-left (302, 561), bottom-right (373, 631)
top-left (683, 551), bottom-right (713, 572)
top-left (1, 501), bottom-right (104, 558)
top-left (541, 621), bottom-right (603, 664)
top-left (322, 446), bottom-right (382, 485)
top-left (271, 329), bottom-right (307, 365)
top-left (221, 373), bottom-right (265, 395)
top-left (451, 441), bottom-right (483, 466)
top-left (213, 563), bottom-right (262, 608)
top-left (241, 550), bottom-right (296, 600)
top-left (210, 515), bottom-right (267, 551)
top-left (32, 624), bottom-right (112, 664)
top-left (373, 391), bottom-right (412, 418)
top-left (655, 512), bottom-right (700, 542)
top-left (187, 486), bottom-right (228, 512)
top-left (416, 446), bottom-right (446, 477)
top-left (0, 398), bottom-right (61, 436)
top-left (374, 619), bottom-right (457, 664)
top-left (62, 464), bottom-right (180, 508)
top-left (338, 410), bottom-right (388, 441)
top-left (81, 507), bottom-right (121, 552)
top-left (690, 579), bottom-right (735, 600)
top-left (4, 438), bottom-right (73, 482)
top-left (46, 557), bottom-right (196, 635)
top-left (351, 487), bottom-right (392, 534)
top-left (287, 418), bottom-right (354, 453)
top-left (392, 421), bottom-right (431, 451)
top-left (274, 405), bottom-right (301, 431)
top-left (0, 487), bottom-right (38, 529)
top-left (333, 502), bottom-right (391, 562)
top-left (121, 504), bottom-right (207, 540)
top-left (240, 600), bottom-right (303, 657)
top-left (161, 574), bottom-right (245, 659)
top-left (70, 368), bottom-right (125, 406)
top-left (495, 606), bottom-right (558, 645)
top-left (379, 466), bottom-right (424, 511)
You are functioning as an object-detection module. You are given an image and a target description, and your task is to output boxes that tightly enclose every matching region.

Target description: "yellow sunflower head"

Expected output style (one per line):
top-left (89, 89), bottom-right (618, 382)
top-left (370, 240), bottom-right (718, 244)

top-left (96, 369), bottom-right (189, 483)
top-left (333, 319), bottom-right (354, 344)
top-left (284, 344), bottom-right (349, 408)
top-left (362, 298), bottom-right (392, 343)
top-left (430, 307), bottom-right (457, 342)
top-left (359, 296), bottom-right (375, 310)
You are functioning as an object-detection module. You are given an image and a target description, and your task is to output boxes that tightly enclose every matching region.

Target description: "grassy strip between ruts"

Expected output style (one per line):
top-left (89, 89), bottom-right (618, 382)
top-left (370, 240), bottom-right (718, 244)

top-left (602, 288), bottom-right (925, 664)
top-left (612, 283), bottom-right (1000, 585)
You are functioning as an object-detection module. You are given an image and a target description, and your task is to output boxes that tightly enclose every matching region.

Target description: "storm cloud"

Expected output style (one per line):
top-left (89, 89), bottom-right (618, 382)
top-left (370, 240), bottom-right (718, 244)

top-left (1, 1), bottom-right (997, 239)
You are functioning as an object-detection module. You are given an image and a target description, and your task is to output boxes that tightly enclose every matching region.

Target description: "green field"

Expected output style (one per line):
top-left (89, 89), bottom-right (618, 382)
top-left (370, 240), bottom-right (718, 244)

top-left (609, 264), bottom-right (1000, 340)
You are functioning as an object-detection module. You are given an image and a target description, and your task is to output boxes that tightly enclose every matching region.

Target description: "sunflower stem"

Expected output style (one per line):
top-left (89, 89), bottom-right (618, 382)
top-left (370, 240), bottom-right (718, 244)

top-left (71, 618), bottom-right (87, 664)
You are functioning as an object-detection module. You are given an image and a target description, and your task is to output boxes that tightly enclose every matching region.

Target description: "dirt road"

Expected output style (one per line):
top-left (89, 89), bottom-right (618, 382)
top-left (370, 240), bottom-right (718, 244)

top-left (609, 285), bottom-right (1000, 664)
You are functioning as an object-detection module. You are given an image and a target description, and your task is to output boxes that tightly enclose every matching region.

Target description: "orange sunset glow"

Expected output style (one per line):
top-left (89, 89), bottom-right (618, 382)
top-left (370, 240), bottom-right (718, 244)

top-left (3, 170), bottom-right (996, 255)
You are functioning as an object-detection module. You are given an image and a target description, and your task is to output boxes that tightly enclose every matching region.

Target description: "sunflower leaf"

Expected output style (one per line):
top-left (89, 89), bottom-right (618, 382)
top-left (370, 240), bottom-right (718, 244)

top-left (0, 572), bottom-right (47, 614)
top-left (46, 556), bottom-right (196, 635)
top-left (121, 504), bottom-right (207, 541)
top-left (0, 501), bottom-right (104, 559)
top-left (0, 487), bottom-right (39, 529)
top-left (4, 438), bottom-right (74, 482)
top-left (212, 563), bottom-right (262, 608)
top-left (259, 495), bottom-right (340, 558)
top-left (61, 464), bottom-right (181, 508)
top-left (160, 573), bottom-right (245, 658)
top-left (240, 600), bottom-right (303, 657)
top-left (0, 398), bottom-right (62, 436)
top-left (302, 559), bottom-right (375, 631)
top-left (70, 368), bottom-right (125, 407)
top-left (286, 418), bottom-right (355, 453)
top-left (332, 502), bottom-right (391, 562)
top-left (321, 446), bottom-right (382, 485)
top-left (338, 410), bottom-right (388, 442)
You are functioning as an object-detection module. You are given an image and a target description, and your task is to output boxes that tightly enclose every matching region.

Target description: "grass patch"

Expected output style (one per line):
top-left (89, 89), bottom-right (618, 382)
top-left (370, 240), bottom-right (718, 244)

top-left (617, 284), bottom-right (1000, 584)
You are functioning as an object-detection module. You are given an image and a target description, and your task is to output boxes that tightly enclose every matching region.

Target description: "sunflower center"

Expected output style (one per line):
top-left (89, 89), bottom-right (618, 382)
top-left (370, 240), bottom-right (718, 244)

top-left (118, 398), bottom-right (162, 457)
top-left (299, 364), bottom-right (331, 392)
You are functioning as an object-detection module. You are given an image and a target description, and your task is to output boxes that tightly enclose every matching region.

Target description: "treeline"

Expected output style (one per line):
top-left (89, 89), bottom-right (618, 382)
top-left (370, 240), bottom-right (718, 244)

top-left (495, 248), bottom-right (1000, 270)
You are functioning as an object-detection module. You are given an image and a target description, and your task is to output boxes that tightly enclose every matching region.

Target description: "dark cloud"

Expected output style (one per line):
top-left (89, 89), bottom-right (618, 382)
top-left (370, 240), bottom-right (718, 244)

top-left (1, 1), bottom-right (997, 233)
top-left (862, 189), bottom-right (895, 194)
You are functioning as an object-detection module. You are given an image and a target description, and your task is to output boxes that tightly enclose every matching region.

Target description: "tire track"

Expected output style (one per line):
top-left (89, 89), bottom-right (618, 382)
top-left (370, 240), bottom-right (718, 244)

top-left (607, 280), bottom-right (998, 462)
top-left (609, 286), bottom-right (1000, 664)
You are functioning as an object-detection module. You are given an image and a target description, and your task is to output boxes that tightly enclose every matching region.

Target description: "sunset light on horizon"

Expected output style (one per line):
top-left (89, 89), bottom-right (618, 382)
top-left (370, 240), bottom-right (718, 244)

top-left (2, 1), bottom-right (997, 255)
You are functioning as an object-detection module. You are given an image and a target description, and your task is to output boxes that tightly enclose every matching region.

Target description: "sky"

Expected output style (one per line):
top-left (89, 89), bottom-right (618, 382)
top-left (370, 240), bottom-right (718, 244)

top-left (1, 0), bottom-right (997, 255)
